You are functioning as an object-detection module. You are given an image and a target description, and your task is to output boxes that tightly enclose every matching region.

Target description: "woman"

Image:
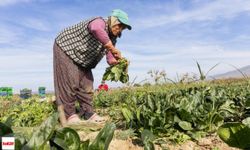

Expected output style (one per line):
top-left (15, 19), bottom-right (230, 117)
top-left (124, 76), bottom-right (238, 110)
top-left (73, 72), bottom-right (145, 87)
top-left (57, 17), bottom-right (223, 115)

top-left (53, 9), bottom-right (132, 125)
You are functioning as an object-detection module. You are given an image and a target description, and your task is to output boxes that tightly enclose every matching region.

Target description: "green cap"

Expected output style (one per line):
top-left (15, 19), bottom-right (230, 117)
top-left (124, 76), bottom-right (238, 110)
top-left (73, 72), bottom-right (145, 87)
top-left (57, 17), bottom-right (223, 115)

top-left (111, 9), bottom-right (132, 30)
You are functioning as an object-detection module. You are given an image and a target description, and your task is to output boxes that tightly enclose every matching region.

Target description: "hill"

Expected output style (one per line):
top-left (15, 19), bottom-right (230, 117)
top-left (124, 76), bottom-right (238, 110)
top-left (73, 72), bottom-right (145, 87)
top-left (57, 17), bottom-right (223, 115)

top-left (213, 65), bottom-right (250, 79)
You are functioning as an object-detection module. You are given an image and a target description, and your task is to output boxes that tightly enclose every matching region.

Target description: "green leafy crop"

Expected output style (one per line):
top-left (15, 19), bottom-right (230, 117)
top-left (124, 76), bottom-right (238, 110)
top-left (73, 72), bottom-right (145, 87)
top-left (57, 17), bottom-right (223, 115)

top-left (217, 122), bottom-right (250, 149)
top-left (102, 58), bottom-right (129, 83)
top-left (1, 113), bottom-right (116, 150)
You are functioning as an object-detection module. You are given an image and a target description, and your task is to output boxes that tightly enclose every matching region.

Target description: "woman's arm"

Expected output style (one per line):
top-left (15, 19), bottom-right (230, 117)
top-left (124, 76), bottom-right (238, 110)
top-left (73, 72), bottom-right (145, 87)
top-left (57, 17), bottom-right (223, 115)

top-left (88, 18), bottom-right (121, 60)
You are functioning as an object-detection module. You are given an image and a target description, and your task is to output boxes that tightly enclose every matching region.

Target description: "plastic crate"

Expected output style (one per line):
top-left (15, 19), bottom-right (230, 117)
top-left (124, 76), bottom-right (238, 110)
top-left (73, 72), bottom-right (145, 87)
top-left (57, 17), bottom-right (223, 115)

top-left (20, 88), bottom-right (32, 99)
top-left (38, 87), bottom-right (46, 98)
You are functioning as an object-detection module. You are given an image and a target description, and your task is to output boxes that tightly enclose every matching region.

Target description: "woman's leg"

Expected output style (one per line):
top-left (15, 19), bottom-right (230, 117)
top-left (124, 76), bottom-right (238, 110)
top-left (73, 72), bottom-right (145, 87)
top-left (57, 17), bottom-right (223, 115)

top-left (76, 69), bottom-right (94, 119)
top-left (76, 69), bottom-right (106, 122)
top-left (57, 104), bottom-right (67, 126)
top-left (53, 42), bottom-right (80, 122)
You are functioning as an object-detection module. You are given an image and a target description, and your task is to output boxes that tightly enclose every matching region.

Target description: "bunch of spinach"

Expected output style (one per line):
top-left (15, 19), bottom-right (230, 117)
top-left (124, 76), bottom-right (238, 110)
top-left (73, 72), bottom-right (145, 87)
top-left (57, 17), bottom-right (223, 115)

top-left (102, 58), bottom-right (129, 83)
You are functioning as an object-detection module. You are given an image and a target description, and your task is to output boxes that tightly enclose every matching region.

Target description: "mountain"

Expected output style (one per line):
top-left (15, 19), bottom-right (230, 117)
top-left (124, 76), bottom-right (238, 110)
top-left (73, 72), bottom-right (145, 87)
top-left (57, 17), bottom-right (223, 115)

top-left (213, 65), bottom-right (250, 79)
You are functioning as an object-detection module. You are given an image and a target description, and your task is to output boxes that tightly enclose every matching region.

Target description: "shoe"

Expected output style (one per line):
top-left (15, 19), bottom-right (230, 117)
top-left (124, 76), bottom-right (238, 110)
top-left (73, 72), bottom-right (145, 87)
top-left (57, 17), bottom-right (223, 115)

top-left (87, 113), bottom-right (106, 123)
top-left (67, 114), bottom-right (81, 124)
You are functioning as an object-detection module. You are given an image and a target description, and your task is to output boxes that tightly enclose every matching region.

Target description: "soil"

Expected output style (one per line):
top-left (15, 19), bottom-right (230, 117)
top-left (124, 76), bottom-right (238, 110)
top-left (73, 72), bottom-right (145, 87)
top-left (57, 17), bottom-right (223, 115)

top-left (154, 135), bottom-right (240, 150)
top-left (74, 124), bottom-right (240, 150)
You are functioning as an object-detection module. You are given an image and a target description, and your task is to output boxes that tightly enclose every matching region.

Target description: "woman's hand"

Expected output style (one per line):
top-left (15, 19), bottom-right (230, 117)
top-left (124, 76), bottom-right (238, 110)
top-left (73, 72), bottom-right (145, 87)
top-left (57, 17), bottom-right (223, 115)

top-left (106, 51), bottom-right (118, 65)
top-left (112, 49), bottom-right (121, 59)
top-left (104, 41), bottom-right (122, 59)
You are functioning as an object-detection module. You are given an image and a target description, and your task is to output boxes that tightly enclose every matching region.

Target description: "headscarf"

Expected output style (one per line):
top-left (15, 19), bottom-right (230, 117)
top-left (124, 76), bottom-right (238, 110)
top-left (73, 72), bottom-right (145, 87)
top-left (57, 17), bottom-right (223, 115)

top-left (110, 16), bottom-right (121, 27)
top-left (108, 16), bottom-right (122, 37)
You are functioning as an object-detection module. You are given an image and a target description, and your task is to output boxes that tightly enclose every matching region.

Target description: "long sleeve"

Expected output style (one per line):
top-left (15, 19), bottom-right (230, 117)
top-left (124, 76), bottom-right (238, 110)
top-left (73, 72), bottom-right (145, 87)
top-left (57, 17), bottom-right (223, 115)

top-left (88, 18), bottom-right (110, 45)
top-left (106, 51), bottom-right (118, 65)
top-left (88, 18), bottom-right (118, 65)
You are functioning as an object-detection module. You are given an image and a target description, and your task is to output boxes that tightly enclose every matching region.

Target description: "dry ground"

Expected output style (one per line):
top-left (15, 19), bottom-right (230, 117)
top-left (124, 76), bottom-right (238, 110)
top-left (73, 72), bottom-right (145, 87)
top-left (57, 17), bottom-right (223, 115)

top-left (73, 123), bottom-right (239, 150)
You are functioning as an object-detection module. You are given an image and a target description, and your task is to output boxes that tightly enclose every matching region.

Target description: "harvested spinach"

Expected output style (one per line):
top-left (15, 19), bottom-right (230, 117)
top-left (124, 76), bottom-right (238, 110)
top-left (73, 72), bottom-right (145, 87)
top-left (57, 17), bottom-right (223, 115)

top-left (102, 58), bottom-right (129, 83)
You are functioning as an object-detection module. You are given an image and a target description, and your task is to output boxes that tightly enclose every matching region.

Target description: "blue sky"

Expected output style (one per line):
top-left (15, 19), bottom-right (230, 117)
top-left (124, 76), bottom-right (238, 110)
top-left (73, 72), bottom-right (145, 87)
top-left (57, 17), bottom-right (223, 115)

top-left (0, 0), bottom-right (250, 93)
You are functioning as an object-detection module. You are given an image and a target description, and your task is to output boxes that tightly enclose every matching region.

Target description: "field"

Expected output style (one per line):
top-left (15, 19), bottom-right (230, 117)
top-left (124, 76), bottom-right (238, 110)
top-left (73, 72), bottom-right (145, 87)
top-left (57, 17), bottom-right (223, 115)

top-left (0, 78), bottom-right (250, 149)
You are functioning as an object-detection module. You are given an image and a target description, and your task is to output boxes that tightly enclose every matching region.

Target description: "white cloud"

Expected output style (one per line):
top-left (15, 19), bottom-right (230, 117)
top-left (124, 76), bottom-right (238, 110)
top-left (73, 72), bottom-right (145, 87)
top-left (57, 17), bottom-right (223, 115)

top-left (116, 43), bottom-right (250, 79)
top-left (19, 18), bottom-right (52, 31)
top-left (229, 35), bottom-right (250, 43)
top-left (0, 25), bottom-right (21, 44)
top-left (0, 0), bottom-right (33, 6)
top-left (134, 0), bottom-right (250, 29)
top-left (0, 53), bottom-right (52, 72)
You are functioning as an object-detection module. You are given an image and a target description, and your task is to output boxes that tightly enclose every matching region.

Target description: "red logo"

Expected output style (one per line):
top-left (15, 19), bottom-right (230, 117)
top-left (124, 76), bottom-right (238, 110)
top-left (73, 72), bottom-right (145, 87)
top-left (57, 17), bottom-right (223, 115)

top-left (2, 137), bottom-right (15, 149)
top-left (2, 142), bottom-right (14, 145)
